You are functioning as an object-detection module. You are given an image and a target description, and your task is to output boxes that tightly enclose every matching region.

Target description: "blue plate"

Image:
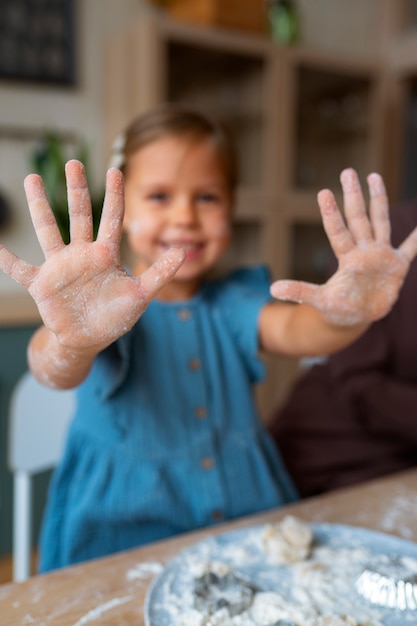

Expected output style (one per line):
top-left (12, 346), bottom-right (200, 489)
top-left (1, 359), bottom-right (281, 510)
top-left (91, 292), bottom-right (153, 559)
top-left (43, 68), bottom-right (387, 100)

top-left (145, 523), bottom-right (417, 625)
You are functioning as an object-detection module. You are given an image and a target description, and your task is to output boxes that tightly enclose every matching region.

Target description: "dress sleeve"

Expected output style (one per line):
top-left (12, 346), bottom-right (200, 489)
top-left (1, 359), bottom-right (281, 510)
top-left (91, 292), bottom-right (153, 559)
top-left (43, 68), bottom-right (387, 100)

top-left (85, 332), bottom-right (132, 400)
top-left (212, 265), bottom-right (273, 383)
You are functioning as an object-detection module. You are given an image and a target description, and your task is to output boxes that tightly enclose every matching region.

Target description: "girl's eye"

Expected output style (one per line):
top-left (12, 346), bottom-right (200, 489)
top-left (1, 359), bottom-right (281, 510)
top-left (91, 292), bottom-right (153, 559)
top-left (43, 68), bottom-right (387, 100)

top-left (197, 193), bottom-right (220, 204)
top-left (149, 192), bottom-right (169, 203)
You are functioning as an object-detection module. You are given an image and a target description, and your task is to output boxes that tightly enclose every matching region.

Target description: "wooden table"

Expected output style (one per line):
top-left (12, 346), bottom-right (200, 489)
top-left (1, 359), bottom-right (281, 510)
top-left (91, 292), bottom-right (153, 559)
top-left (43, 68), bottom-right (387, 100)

top-left (1, 468), bottom-right (417, 625)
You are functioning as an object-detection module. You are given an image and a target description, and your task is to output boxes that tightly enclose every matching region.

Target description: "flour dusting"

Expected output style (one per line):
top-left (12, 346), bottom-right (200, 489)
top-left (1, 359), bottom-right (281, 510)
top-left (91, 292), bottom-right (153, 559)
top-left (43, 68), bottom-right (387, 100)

top-left (126, 561), bottom-right (163, 581)
top-left (71, 594), bottom-right (133, 626)
top-left (379, 493), bottom-right (417, 540)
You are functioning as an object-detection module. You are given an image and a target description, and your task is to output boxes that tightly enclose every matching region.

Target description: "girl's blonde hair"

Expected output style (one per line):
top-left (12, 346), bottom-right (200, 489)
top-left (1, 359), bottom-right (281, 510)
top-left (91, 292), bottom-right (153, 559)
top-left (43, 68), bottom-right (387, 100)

top-left (112, 105), bottom-right (238, 195)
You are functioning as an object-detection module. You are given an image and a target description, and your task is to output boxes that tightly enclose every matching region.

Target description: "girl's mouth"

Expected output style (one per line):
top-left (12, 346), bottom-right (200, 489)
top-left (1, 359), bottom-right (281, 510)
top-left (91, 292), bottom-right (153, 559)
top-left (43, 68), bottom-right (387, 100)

top-left (161, 242), bottom-right (204, 260)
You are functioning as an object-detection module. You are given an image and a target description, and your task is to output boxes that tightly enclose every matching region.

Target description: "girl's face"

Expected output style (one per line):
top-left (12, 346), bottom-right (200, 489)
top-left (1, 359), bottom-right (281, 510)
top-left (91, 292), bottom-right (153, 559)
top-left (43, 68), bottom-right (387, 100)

top-left (123, 135), bottom-right (233, 300)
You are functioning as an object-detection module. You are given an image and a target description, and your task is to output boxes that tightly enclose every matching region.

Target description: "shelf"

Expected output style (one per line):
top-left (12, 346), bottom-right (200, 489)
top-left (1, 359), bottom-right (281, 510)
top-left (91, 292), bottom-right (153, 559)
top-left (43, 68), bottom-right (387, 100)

top-left (158, 13), bottom-right (273, 55)
top-left (294, 66), bottom-right (377, 191)
top-left (0, 125), bottom-right (77, 143)
top-left (279, 191), bottom-right (344, 220)
top-left (394, 75), bottom-right (417, 201)
top-left (386, 30), bottom-right (417, 73)
top-left (274, 45), bottom-right (385, 201)
top-left (165, 40), bottom-right (271, 188)
top-left (218, 221), bottom-right (264, 273)
top-left (289, 221), bottom-right (335, 284)
top-left (234, 189), bottom-right (271, 222)
top-left (399, 0), bottom-right (417, 31)
top-left (284, 45), bottom-right (380, 73)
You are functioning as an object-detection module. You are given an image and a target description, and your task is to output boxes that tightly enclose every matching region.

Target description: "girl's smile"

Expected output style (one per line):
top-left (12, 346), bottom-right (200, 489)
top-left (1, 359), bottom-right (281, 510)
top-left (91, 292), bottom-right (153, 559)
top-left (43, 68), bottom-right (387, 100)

top-left (161, 240), bottom-right (204, 259)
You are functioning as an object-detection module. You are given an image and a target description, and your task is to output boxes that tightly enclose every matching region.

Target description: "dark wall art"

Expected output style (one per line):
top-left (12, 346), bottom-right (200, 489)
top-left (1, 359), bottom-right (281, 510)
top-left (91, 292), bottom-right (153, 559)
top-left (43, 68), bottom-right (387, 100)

top-left (0, 0), bottom-right (75, 84)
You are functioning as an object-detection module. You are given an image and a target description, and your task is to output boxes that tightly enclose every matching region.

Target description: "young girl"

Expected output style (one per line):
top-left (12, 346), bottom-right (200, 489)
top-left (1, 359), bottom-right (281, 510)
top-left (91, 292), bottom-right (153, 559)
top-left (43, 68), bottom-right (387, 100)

top-left (1, 106), bottom-right (416, 572)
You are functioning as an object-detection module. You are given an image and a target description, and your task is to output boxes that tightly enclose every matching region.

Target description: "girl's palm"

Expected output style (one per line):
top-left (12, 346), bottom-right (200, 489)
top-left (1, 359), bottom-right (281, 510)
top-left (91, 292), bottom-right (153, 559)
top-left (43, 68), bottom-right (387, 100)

top-left (0, 160), bottom-right (184, 350)
top-left (271, 169), bottom-right (417, 326)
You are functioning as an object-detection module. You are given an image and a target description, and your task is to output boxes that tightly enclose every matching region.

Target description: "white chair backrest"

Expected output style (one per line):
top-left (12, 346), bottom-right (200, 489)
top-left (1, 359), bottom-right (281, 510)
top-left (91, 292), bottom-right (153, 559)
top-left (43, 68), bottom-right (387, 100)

top-left (8, 371), bottom-right (75, 474)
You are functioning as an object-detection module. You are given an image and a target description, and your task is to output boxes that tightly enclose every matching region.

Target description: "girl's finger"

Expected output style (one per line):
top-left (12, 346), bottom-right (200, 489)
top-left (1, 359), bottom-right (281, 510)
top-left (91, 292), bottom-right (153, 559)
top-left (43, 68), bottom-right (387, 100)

top-left (270, 278), bottom-right (320, 305)
top-left (66, 160), bottom-right (94, 243)
top-left (134, 247), bottom-right (185, 304)
top-left (24, 174), bottom-right (65, 259)
top-left (96, 168), bottom-right (125, 254)
top-left (0, 245), bottom-right (37, 288)
top-left (317, 189), bottom-right (354, 257)
top-left (367, 173), bottom-right (390, 244)
top-left (340, 168), bottom-right (373, 244)
top-left (270, 278), bottom-right (364, 327)
top-left (398, 224), bottom-right (417, 263)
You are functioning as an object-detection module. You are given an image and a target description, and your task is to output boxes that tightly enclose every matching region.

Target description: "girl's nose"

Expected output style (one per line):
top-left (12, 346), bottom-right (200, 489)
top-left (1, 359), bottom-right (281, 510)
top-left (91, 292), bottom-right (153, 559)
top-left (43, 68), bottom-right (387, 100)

top-left (171, 197), bottom-right (198, 225)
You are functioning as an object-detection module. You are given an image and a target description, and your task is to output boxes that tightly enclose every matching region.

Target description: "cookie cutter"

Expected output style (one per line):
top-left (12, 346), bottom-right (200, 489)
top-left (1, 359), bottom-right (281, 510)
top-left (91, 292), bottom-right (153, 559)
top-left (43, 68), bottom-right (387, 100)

top-left (355, 556), bottom-right (417, 611)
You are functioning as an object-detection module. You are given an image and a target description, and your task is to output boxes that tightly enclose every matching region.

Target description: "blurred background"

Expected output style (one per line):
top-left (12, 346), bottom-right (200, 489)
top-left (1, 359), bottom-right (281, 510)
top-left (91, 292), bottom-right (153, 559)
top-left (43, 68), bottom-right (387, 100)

top-left (1, 0), bottom-right (417, 579)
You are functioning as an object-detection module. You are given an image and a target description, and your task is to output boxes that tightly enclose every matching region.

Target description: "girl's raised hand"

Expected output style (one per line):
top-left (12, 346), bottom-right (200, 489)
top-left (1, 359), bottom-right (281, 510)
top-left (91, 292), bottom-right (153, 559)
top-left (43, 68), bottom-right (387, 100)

top-left (0, 160), bottom-right (184, 351)
top-left (270, 168), bottom-right (417, 326)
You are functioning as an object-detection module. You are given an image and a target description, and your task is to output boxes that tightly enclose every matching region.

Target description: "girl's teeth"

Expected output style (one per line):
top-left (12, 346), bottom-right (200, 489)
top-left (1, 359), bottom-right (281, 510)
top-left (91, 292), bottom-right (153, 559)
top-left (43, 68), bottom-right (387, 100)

top-left (169, 243), bottom-right (198, 251)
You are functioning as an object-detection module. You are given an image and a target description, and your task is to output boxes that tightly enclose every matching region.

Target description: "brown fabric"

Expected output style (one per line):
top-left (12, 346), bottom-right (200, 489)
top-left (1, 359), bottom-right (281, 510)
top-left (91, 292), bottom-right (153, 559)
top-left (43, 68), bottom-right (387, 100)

top-left (269, 201), bottom-right (417, 497)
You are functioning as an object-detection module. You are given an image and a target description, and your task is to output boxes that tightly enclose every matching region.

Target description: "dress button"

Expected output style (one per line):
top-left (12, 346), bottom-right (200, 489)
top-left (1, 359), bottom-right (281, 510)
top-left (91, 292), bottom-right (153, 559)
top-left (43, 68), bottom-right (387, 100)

top-left (188, 358), bottom-right (201, 371)
top-left (211, 510), bottom-right (224, 521)
top-left (177, 308), bottom-right (191, 321)
top-left (201, 457), bottom-right (215, 470)
top-left (195, 406), bottom-right (207, 419)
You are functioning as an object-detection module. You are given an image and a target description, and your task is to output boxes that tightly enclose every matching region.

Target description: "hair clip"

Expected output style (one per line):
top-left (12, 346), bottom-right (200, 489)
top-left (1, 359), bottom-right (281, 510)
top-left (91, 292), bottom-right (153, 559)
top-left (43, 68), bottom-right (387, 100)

top-left (108, 133), bottom-right (126, 170)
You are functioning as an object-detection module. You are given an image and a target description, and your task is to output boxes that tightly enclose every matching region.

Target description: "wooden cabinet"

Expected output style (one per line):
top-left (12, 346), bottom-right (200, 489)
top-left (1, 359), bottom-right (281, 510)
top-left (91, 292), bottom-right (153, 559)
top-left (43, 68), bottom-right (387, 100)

top-left (274, 47), bottom-right (386, 280)
top-left (370, 0), bottom-right (417, 204)
top-left (104, 13), bottom-right (386, 416)
top-left (378, 1), bottom-right (417, 204)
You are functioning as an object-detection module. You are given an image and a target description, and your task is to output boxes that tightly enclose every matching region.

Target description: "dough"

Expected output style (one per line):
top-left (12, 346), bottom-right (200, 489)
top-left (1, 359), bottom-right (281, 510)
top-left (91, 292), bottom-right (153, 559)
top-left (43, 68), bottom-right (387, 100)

top-left (263, 515), bottom-right (313, 564)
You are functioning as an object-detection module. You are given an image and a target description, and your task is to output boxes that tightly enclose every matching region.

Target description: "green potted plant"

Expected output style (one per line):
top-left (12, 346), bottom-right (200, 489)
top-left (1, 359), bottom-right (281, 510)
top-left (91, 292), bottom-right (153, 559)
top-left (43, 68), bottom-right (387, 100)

top-left (31, 133), bottom-right (104, 244)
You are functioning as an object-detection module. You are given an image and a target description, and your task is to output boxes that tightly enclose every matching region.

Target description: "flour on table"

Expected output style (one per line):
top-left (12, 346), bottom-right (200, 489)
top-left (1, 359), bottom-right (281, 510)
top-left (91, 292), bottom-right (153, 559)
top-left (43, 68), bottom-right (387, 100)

top-left (126, 561), bottom-right (163, 581)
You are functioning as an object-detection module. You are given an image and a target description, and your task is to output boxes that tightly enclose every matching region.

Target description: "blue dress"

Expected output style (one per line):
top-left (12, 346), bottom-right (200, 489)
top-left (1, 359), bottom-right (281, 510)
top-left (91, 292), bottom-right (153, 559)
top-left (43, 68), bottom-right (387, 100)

top-left (39, 266), bottom-right (297, 572)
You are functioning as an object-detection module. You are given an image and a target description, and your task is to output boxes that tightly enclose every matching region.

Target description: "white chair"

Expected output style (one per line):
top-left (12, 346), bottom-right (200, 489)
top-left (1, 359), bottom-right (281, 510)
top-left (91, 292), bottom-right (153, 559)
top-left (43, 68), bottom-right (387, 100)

top-left (8, 371), bottom-right (75, 582)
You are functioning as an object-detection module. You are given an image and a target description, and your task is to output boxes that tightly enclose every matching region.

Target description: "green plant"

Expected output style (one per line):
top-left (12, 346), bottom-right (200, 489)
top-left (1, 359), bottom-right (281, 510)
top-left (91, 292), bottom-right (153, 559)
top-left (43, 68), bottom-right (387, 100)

top-left (31, 132), bottom-right (104, 244)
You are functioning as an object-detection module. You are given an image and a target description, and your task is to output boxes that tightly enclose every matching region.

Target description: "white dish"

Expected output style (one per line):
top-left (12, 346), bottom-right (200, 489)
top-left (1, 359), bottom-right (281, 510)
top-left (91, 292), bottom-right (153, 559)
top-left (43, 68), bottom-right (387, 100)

top-left (145, 523), bottom-right (417, 626)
